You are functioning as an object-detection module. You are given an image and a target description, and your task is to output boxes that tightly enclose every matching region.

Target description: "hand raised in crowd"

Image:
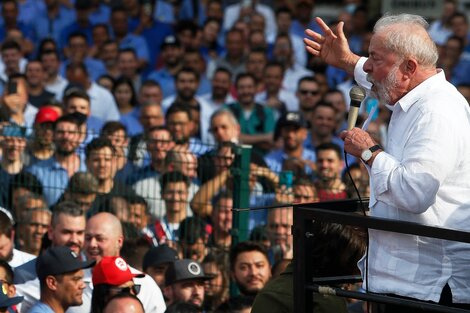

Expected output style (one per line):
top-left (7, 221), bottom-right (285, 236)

top-left (304, 17), bottom-right (360, 75)
top-left (275, 185), bottom-right (294, 204)
top-left (2, 93), bottom-right (24, 114)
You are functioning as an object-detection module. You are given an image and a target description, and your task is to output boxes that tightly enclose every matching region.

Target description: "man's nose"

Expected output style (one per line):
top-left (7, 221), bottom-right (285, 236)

top-left (363, 58), bottom-right (372, 73)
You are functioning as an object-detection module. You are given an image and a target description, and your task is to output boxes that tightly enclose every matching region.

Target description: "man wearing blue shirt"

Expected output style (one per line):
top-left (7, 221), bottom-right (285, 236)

top-left (59, 0), bottom-right (95, 49)
top-left (28, 246), bottom-right (94, 313)
top-left (110, 7), bottom-right (149, 69)
top-left (147, 35), bottom-right (184, 99)
top-left (0, 0), bottom-right (36, 55)
top-left (126, 1), bottom-right (174, 75)
top-left (61, 32), bottom-right (107, 82)
top-left (65, 62), bottom-right (120, 122)
top-left (265, 112), bottom-right (316, 176)
top-left (27, 114), bottom-right (87, 206)
top-left (32, 0), bottom-right (76, 44)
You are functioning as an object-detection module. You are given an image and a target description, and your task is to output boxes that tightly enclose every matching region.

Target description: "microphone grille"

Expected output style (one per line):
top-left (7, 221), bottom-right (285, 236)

top-left (349, 86), bottom-right (366, 102)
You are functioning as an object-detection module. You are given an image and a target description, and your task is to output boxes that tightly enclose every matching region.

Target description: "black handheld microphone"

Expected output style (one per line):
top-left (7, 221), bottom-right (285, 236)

top-left (347, 86), bottom-right (366, 130)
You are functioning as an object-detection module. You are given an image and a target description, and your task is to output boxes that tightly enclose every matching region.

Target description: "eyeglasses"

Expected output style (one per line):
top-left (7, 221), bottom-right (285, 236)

top-left (108, 284), bottom-right (141, 296)
top-left (299, 89), bottom-right (320, 96)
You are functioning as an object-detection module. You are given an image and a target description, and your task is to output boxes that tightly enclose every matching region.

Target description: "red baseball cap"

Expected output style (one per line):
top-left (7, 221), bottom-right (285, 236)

top-left (92, 256), bottom-right (144, 286)
top-left (35, 107), bottom-right (60, 124)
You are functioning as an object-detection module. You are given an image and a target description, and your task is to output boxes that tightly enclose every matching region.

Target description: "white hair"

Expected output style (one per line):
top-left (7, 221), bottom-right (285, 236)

top-left (374, 13), bottom-right (438, 67)
top-left (210, 108), bottom-right (239, 128)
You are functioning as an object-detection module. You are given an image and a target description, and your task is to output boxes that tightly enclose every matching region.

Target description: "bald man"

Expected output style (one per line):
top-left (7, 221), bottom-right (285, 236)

top-left (104, 294), bottom-right (145, 313)
top-left (84, 213), bottom-right (166, 313)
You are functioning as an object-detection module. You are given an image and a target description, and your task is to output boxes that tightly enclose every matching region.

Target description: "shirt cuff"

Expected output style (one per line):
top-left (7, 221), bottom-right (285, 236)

top-left (369, 151), bottom-right (397, 196)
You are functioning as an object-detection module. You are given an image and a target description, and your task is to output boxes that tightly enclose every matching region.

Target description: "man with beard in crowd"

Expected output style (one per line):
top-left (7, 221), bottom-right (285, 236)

top-left (27, 106), bottom-right (61, 165)
top-left (163, 259), bottom-right (212, 309)
top-left (147, 35), bottom-right (184, 99)
top-left (27, 114), bottom-right (87, 206)
top-left (28, 246), bottom-right (94, 313)
top-left (165, 104), bottom-right (208, 156)
top-left (200, 67), bottom-right (235, 115)
top-left (14, 201), bottom-right (88, 313)
top-left (0, 209), bottom-right (35, 269)
top-left (162, 67), bottom-right (213, 145)
top-left (84, 212), bottom-right (166, 313)
top-left (264, 112), bottom-right (316, 177)
top-left (230, 241), bottom-right (271, 297)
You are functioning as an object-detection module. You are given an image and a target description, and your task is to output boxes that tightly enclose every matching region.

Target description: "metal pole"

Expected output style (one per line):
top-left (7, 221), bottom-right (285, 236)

top-left (230, 144), bottom-right (251, 297)
top-left (231, 144), bottom-right (251, 245)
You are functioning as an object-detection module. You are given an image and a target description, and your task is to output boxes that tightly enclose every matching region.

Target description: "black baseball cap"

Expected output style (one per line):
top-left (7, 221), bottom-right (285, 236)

top-left (161, 35), bottom-right (181, 49)
top-left (36, 246), bottom-right (95, 280)
top-left (165, 259), bottom-right (213, 286)
top-left (142, 245), bottom-right (179, 271)
top-left (276, 111), bottom-right (308, 129)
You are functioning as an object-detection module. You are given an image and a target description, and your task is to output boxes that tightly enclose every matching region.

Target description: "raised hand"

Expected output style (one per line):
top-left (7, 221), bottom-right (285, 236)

top-left (304, 17), bottom-right (360, 75)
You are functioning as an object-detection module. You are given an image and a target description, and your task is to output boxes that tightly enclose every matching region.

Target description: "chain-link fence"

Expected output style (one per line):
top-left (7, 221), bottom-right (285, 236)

top-left (1, 122), bottom-right (371, 305)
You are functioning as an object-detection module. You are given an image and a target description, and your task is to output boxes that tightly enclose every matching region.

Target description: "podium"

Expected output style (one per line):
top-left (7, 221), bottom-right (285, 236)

top-left (293, 199), bottom-right (470, 313)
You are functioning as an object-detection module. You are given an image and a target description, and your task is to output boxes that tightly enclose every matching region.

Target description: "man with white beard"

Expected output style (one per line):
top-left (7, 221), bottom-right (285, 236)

top-left (305, 13), bottom-right (470, 311)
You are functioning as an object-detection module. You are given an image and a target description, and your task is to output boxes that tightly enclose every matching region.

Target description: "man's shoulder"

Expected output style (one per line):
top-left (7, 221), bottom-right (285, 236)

top-left (26, 157), bottom-right (57, 171)
top-left (28, 301), bottom-right (54, 313)
top-left (14, 257), bottom-right (37, 284)
top-left (301, 147), bottom-right (317, 160)
top-left (10, 249), bottom-right (36, 269)
top-left (265, 149), bottom-right (284, 160)
top-left (89, 82), bottom-right (113, 98)
top-left (147, 68), bottom-right (172, 80)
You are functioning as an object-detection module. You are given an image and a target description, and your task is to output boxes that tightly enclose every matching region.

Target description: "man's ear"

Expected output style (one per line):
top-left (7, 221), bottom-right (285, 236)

top-left (46, 276), bottom-right (58, 291)
top-left (404, 58), bottom-right (418, 79)
top-left (7, 282), bottom-right (16, 297)
top-left (117, 235), bottom-right (124, 251)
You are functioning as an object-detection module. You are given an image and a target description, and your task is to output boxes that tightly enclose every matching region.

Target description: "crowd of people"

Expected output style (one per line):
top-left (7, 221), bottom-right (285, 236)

top-left (0, 0), bottom-right (470, 312)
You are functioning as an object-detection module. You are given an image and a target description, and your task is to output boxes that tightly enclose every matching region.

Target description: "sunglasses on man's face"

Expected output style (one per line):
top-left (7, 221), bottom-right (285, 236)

top-left (299, 89), bottom-right (320, 96)
top-left (108, 284), bottom-right (141, 296)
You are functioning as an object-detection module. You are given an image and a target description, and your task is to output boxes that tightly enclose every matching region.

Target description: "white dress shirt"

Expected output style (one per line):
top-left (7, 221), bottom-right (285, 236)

top-left (45, 75), bottom-right (68, 101)
top-left (8, 248), bottom-right (35, 269)
top-left (223, 3), bottom-right (277, 44)
top-left (87, 82), bottom-right (121, 122)
top-left (354, 57), bottom-right (470, 302)
top-left (282, 63), bottom-right (313, 94)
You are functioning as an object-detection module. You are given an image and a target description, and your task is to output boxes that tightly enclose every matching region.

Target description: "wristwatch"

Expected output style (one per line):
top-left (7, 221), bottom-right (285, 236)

top-left (361, 144), bottom-right (382, 163)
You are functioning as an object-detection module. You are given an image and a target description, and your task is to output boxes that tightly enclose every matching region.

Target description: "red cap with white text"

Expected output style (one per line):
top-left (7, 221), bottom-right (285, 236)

top-left (92, 256), bottom-right (144, 286)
